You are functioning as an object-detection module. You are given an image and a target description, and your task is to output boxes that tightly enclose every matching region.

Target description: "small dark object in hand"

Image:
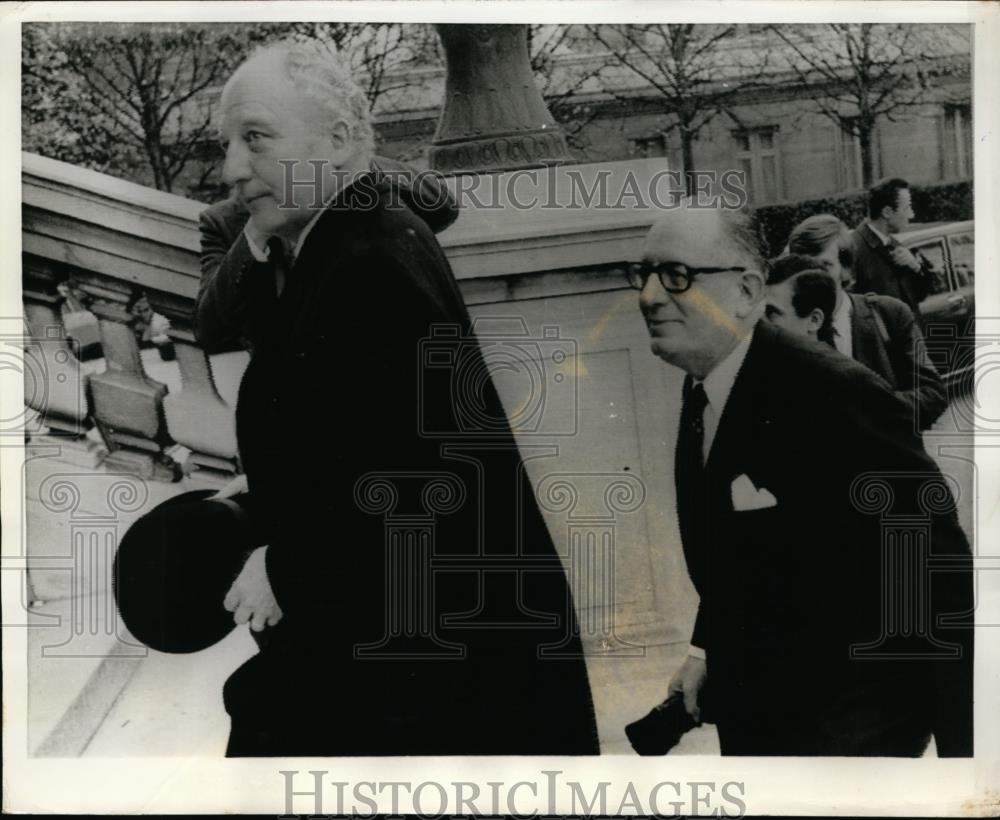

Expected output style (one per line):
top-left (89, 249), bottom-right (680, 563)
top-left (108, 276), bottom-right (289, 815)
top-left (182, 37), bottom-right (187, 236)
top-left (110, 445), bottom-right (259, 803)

top-left (624, 693), bottom-right (699, 755)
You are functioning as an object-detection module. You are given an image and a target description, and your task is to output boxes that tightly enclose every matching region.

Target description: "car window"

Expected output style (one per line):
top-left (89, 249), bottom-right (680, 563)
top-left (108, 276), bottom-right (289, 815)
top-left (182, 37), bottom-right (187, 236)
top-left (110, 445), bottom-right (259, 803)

top-left (910, 239), bottom-right (950, 294)
top-left (948, 231), bottom-right (974, 288)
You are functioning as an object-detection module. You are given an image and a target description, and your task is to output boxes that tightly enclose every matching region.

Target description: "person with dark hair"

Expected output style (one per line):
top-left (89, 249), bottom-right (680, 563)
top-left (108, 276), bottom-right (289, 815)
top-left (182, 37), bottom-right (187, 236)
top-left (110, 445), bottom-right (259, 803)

top-left (764, 254), bottom-right (837, 345)
top-left (628, 201), bottom-right (972, 756)
top-left (126, 290), bottom-right (175, 361)
top-left (789, 214), bottom-right (946, 431)
top-left (850, 177), bottom-right (931, 313)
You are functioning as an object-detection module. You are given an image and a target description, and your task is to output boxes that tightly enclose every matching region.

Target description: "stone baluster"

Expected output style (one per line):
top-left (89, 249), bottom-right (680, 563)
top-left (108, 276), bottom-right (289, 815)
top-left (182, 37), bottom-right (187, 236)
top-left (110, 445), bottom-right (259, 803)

top-left (161, 327), bottom-right (244, 484)
top-left (86, 298), bottom-right (179, 481)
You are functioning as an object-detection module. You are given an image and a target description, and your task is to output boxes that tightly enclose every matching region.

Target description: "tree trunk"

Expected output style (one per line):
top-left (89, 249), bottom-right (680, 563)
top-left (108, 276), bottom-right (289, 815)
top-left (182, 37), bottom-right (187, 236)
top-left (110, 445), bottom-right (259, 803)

top-left (858, 120), bottom-right (874, 188)
top-left (681, 128), bottom-right (696, 196)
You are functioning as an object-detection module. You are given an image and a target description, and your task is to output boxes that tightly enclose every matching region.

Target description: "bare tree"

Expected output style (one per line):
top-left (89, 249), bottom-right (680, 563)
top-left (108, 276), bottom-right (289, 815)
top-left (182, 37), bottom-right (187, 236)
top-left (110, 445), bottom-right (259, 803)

top-left (284, 22), bottom-right (433, 114)
top-left (22, 22), bottom-right (431, 199)
top-left (586, 24), bottom-right (770, 194)
top-left (527, 25), bottom-right (606, 152)
top-left (23, 23), bottom-right (262, 193)
top-left (769, 23), bottom-right (970, 187)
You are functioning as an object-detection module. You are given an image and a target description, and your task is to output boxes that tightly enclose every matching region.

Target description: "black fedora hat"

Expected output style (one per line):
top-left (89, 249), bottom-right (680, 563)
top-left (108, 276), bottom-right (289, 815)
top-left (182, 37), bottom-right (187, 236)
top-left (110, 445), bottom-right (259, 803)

top-left (114, 489), bottom-right (257, 654)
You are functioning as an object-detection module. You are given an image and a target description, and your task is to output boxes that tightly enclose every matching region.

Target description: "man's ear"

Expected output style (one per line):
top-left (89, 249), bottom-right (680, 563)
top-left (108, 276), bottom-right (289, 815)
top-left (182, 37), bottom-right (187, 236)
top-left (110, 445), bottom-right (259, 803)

top-left (327, 120), bottom-right (353, 163)
top-left (807, 308), bottom-right (825, 334)
top-left (735, 270), bottom-right (767, 317)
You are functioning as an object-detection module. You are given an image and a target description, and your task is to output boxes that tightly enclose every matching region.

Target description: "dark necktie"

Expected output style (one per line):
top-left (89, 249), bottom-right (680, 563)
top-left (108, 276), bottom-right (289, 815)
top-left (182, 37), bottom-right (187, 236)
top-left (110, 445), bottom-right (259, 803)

top-left (266, 236), bottom-right (291, 297)
top-left (675, 375), bottom-right (709, 551)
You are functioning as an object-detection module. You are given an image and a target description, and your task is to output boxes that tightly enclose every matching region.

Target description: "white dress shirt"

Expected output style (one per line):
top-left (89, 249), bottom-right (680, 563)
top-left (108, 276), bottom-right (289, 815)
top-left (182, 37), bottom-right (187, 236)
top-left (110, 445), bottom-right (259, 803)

top-left (867, 222), bottom-right (892, 246)
top-left (695, 329), bottom-right (755, 465)
top-left (831, 292), bottom-right (854, 358)
top-left (243, 204), bottom-right (328, 264)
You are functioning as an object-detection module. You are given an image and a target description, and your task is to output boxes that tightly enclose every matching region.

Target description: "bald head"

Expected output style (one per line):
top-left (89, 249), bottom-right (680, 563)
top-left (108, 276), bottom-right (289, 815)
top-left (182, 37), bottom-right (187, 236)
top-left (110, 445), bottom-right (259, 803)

top-left (636, 205), bottom-right (767, 378)
top-left (222, 40), bottom-right (374, 154)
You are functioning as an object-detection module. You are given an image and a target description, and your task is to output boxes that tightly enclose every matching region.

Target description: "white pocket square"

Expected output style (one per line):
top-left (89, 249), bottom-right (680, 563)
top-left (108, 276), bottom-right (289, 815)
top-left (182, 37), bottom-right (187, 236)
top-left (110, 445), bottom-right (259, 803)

top-left (731, 473), bottom-right (777, 511)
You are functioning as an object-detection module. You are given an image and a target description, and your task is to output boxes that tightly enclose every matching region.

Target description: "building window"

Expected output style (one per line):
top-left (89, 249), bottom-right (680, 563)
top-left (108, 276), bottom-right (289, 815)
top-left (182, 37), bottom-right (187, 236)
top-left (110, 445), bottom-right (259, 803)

top-left (733, 127), bottom-right (782, 205)
top-left (630, 132), bottom-right (686, 178)
top-left (630, 134), bottom-right (667, 159)
top-left (942, 103), bottom-right (972, 178)
top-left (836, 119), bottom-right (880, 192)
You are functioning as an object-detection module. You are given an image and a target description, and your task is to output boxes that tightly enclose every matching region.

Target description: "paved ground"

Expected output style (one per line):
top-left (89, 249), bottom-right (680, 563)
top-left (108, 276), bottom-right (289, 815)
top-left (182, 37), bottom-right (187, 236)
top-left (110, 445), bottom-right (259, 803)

top-left (23, 369), bottom-right (975, 757)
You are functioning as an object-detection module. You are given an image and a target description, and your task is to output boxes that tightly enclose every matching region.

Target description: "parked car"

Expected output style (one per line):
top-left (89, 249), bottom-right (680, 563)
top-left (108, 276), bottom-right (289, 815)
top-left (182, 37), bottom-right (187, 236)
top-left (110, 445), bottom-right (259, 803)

top-left (899, 220), bottom-right (975, 389)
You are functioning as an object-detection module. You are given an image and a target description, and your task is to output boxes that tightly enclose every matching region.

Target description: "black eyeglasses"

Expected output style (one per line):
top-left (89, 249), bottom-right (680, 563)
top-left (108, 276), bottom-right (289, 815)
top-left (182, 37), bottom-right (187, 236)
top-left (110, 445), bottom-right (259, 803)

top-left (626, 262), bottom-right (747, 294)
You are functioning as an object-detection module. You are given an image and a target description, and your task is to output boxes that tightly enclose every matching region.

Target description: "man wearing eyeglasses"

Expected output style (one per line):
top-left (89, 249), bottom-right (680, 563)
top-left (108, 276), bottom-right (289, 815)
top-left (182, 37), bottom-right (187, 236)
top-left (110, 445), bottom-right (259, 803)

top-left (628, 204), bottom-right (972, 757)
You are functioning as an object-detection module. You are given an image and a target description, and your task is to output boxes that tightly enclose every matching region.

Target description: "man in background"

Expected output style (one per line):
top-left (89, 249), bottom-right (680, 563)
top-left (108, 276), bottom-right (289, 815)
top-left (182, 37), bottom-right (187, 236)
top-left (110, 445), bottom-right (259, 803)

top-left (764, 254), bottom-right (837, 346)
top-left (850, 177), bottom-right (930, 315)
top-left (791, 213), bottom-right (947, 431)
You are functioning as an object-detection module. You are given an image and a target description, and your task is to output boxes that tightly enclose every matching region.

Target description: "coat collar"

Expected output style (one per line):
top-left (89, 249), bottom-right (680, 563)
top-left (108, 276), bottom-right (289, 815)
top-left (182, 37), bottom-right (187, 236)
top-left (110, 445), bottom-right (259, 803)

top-left (858, 221), bottom-right (887, 251)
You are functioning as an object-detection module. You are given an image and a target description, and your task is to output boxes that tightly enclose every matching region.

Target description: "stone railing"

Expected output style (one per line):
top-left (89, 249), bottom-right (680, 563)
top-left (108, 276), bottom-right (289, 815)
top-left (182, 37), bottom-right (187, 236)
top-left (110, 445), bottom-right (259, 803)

top-left (21, 151), bottom-right (696, 653)
top-left (23, 152), bottom-right (245, 481)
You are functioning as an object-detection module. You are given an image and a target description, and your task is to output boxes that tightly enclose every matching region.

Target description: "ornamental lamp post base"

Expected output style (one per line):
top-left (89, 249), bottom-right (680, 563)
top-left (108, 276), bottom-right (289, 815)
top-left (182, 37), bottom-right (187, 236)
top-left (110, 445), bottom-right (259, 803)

top-left (429, 24), bottom-right (572, 175)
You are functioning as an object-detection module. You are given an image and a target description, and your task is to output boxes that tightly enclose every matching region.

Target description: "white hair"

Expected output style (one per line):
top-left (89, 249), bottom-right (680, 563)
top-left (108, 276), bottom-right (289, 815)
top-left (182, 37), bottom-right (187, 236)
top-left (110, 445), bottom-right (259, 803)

top-left (244, 38), bottom-right (375, 155)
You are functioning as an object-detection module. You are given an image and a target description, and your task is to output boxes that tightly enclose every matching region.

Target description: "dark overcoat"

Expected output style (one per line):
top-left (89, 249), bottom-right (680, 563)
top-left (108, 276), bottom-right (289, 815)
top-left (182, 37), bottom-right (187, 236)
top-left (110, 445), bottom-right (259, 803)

top-left (847, 292), bottom-right (947, 431)
top-left (849, 222), bottom-right (929, 314)
top-left (196, 171), bottom-right (599, 756)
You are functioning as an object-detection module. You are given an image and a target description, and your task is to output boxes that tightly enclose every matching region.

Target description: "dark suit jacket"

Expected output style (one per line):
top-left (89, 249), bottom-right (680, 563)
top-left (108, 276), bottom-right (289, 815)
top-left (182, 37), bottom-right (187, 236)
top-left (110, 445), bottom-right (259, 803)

top-left (198, 170), bottom-right (599, 756)
top-left (849, 292), bottom-right (947, 431)
top-left (684, 321), bottom-right (972, 755)
top-left (850, 222), bottom-right (930, 314)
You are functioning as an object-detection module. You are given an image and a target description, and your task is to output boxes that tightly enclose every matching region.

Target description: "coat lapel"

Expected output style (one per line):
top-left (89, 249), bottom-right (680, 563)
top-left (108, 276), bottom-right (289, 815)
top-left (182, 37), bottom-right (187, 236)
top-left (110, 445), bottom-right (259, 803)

top-left (848, 293), bottom-right (895, 386)
top-left (850, 293), bottom-right (873, 361)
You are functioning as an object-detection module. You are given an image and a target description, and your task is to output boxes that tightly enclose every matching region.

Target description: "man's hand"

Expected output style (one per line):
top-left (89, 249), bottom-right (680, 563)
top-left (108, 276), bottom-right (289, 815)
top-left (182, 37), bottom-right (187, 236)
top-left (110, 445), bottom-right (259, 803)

top-left (212, 473), bottom-right (248, 500)
top-left (667, 655), bottom-right (707, 722)
top-left (890, 245), bottom-right (922, 272)
top-left (224, 546), bottom-right (283, 632)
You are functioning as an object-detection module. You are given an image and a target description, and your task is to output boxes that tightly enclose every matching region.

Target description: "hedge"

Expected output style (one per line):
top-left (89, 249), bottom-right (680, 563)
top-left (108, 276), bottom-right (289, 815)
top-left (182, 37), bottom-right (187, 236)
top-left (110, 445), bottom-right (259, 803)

top-left (756, 179), bottom-right (972, 258)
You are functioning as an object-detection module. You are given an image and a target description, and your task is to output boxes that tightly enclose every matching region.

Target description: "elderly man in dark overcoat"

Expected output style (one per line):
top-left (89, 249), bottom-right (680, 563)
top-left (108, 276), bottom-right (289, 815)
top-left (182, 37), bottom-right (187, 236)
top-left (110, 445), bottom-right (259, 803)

top-left (198, 40), bottom-right (598, 756)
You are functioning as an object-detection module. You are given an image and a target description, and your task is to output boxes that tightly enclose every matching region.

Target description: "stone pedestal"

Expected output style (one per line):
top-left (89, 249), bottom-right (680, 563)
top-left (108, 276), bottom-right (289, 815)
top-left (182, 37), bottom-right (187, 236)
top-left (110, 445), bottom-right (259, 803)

top-left (429, 24), bottom-right (571, 174)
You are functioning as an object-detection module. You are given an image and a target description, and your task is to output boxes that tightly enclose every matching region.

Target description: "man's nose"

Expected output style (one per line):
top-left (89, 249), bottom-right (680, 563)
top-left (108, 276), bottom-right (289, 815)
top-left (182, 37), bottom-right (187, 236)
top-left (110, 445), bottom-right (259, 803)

top-left (221, 141), bottom-right (251, 187)
top-left (639, 273), bottom-right (669, 311)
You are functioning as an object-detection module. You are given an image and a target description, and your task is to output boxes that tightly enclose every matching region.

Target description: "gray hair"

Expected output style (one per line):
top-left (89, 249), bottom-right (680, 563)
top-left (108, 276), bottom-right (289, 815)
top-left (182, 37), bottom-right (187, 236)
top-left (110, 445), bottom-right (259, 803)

top-left (717, 206), bottom-right (767, 275)
top-left (245, 38), bottom-right (375, 154)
